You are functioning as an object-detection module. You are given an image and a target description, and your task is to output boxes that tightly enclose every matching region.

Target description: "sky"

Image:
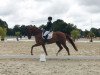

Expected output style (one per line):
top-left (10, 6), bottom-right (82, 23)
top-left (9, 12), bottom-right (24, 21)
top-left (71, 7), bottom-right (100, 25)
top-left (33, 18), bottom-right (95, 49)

top-left (0, 0), bottom-right (100, 30)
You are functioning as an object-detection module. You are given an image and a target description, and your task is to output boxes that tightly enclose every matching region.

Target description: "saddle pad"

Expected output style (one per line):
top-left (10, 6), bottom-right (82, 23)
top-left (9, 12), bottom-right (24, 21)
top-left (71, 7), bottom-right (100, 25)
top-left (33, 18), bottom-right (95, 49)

top-left (47, 32), bottom-right (53, 39)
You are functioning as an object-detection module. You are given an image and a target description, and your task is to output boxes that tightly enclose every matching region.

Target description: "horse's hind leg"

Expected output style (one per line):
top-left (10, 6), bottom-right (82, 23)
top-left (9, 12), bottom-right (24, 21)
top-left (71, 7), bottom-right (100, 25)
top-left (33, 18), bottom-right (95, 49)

top-left (56, 42), bottom-right (63, 56)
top-left (62, 43), bottom-right (70, 55)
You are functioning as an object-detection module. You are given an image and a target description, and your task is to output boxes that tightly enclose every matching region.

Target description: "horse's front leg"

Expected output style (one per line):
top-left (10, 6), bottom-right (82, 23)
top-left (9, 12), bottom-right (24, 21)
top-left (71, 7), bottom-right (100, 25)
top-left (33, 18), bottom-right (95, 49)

top-left (42, 45), bottom-right (48, 56)
top-left (31, 44), bottom-right (41, 55)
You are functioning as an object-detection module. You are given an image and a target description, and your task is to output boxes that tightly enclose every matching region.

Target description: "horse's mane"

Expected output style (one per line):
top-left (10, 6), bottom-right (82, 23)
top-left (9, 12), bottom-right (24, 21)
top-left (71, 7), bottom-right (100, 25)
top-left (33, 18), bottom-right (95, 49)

top-left (33, 26), bottom-right (42, 32)
top-left (28, 26), bottom-right (42, 35)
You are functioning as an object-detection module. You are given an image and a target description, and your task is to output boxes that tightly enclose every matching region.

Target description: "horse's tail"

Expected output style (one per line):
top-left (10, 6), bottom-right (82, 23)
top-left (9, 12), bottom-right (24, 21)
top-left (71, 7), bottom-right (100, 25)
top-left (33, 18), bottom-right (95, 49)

top-left (66, 34), bottom-right (78, 51)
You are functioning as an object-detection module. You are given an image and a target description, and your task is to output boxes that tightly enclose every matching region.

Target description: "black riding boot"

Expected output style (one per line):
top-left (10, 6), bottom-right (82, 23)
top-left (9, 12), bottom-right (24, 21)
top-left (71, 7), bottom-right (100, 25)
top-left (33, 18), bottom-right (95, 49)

top-left (43, 35), bottom-right (48, 43)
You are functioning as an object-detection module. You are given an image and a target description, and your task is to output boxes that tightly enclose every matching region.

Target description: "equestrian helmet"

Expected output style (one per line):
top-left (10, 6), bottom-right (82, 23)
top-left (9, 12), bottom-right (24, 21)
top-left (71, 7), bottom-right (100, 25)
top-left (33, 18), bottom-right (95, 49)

top-left (48, 16), bottom-right (52, 20)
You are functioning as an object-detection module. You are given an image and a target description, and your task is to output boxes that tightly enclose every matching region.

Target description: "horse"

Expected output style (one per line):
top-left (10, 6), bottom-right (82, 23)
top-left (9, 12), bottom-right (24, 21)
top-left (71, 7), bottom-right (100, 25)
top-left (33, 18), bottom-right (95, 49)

top-left (27, 26), bottom-right (78, 56)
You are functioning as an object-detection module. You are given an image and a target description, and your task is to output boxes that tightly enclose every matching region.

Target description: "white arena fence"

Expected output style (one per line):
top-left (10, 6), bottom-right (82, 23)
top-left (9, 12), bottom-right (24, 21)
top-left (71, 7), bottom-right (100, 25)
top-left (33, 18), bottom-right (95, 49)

top-left (5, 39), bottom-right (100, 42)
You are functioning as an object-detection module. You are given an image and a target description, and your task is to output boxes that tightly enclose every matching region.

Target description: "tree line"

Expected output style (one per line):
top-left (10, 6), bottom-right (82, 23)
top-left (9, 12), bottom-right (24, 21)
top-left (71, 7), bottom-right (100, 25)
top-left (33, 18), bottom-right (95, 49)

top-left (0, 18), bottom-right (100, 41)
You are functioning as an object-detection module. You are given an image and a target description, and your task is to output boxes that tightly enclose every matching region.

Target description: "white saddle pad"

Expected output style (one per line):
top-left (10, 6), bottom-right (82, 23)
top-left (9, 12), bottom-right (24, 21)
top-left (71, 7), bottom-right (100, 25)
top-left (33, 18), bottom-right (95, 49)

top-left (47, 32), bottom-right (53, 39)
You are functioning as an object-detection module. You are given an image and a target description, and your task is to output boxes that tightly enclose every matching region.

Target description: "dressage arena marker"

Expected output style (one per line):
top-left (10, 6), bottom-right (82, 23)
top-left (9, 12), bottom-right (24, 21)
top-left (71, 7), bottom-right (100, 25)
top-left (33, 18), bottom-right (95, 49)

top-left (0, 55), bottom-right (100, 60)
top-left (40, 54), bottom-right (46, 62)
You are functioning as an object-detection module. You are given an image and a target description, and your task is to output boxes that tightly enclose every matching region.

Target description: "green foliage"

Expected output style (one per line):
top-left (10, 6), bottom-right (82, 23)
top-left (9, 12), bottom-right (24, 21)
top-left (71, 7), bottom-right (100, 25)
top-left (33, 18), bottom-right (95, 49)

top-left (88, 31), bottom-right (95, 37)
top-left (71, 30), bottom-right (80, 41)
top-left (0, 27), bottom-right (7, 41)
top-left (53, 19), bottom-right (66, 32)
top-left (90, 28), bottom-right (99, 37)
top-left (0, 19), bottom-right (8, 28)
top-left (7, 28), bottom-right (14, 36)
top-left (0, 18), bottom-right (100, 38)
top-left (14, 25), bottom-right (20, 32)
top-left (15, 31), bottom-right (21, 41)
top-left (88, 31), bottom-right (95, 42)
top-left (83, 30), bottom-right (90, 37)
top-left (39, 24), bottom-right (46, 29)
top-left (53, 19), bottom-right (76, 35)
top-left (15, 32), bottom-right (20, 36)
top-left (20, 25), bottom-right (27, 36)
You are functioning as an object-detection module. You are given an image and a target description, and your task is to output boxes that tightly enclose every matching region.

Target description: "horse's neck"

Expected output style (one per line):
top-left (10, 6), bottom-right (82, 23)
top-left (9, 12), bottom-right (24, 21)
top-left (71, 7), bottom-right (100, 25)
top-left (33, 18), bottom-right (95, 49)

top-left (34, 30), bottom-right (42, 43)
top-left (36, 28), bottom-right (42, 34)
top-left (34, 28), bottom-right (42, 37)
top-left (33, 28), bottom-right (42, 34)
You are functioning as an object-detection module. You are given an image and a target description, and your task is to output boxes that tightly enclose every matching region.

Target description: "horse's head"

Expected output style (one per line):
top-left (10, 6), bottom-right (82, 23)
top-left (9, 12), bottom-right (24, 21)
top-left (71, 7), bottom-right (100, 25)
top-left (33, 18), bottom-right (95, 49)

top-left (27, 25), bottom-right (41, 39)
top-left (26, 26), bottom-right (32, 39)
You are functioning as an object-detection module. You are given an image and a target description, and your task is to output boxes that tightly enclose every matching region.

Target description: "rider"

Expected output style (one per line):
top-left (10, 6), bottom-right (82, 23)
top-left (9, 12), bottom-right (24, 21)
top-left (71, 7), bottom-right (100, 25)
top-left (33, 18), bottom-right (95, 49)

top-left (43, 16), bottom-right (53, 42)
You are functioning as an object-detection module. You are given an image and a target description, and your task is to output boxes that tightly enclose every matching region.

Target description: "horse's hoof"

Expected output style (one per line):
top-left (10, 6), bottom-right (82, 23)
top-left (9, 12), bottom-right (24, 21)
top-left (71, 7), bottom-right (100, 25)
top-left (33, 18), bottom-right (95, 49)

top-left (56, 54), bottom-right (58, 56)
top-left (68, 59), bottom-right (70, 60)
top-left (76, 49), bottom-right (78, 51)
top-left (31, 54), bottom-right (33, 55)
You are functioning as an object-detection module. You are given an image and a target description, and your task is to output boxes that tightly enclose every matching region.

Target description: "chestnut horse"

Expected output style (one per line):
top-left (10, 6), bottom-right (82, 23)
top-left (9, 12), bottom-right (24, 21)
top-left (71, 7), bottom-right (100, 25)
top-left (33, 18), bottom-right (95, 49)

top-left (27, 26), bottom-right (78, 56)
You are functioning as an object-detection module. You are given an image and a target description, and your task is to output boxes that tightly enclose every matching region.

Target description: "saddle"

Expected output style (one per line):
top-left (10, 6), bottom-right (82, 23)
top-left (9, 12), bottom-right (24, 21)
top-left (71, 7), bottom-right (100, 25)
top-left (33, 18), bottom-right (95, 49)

top-left (42, 31), bottom-right (53, 40)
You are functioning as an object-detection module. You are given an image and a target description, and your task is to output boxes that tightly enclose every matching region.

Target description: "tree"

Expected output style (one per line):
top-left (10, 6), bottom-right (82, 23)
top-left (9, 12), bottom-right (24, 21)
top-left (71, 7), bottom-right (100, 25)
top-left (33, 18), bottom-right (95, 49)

top-left (7, 28), bottom-right (14, 36)
top-left (88, 31), bottom-right (95, 42)
top-left (83, 30), bottom-right (90, 38)
top-left (39, 24), bottom-right (46, 29)
top-left (65, 23), bottom-right (76, 35)
top-left (79, 29), bottom-right (84, 38)
top-left (15, 31), bottom-right (20, 41)
top-left (90, 28), bottom-right (99, 37)
top-left (53, 19), bottom-right (76, 35)
top-left (71, 30), bottom-right (80, 42)
top-left (0, 19), bottom-right (8, 28)
top-left (13, 25), bottom-right (20, 33)
top-left (53, 19), bottom-right (67, 32)
top-left (98, 28), bottom-right (100, 37)
top-left (0, 27), bottom-right (7, 41)
top-left (20, 25), bottom-right (27, 37)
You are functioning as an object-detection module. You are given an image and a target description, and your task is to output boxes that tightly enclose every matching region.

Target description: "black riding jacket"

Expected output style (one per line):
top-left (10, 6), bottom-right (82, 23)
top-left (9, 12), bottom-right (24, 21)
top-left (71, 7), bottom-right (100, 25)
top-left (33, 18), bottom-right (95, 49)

top-left (45, 21), bottom-right (53, 31)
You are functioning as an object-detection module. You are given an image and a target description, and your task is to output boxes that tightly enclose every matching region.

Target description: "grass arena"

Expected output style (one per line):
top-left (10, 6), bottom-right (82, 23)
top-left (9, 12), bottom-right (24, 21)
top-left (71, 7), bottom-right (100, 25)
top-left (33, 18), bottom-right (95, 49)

top-left (0, 37), bottom-right (100, 75)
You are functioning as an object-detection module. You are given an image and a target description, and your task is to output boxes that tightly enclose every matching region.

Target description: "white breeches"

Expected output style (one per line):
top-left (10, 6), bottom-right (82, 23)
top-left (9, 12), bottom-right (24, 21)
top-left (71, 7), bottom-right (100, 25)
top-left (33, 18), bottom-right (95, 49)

top-left (43, 31), bottom-right (50, 36)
